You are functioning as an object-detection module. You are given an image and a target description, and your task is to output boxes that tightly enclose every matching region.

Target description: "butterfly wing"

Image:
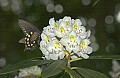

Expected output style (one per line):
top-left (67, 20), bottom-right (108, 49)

top-left (31, 32), bottom-right (40, 44)
top-left (31, 32), bottom-right (40, 41)
top-left (18, 19), bottom-right (40, 50)
top-left (18, 19), bottom-right (40, 34)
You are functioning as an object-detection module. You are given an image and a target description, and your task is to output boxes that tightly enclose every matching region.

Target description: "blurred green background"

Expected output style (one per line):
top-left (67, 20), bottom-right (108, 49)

top-left (0, 0), bottom-right (120, 78)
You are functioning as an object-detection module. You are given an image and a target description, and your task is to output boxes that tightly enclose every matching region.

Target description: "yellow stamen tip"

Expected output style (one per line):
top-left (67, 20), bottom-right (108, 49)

top-left (54, 23), bottom-right (57, 27)
top-left (55, 41), bottom-right (60, 48)
top-left (60, 26), bottom-right (64, 32)
top-left (66, 21), bottom-right (70, 25)
top-left (81, 41), bottom-right (86, 48)
top-left (70, 35), bottom-right (75, 41)
top-left (45, 36), bottom-right (49, 42)
top-left (74, 24), bottom-right (78, 29)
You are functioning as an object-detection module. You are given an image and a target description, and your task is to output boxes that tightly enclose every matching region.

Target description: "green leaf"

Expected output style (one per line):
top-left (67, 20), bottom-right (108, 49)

top-left (58, 72), bottom-right (70, 78)
top-left (62, 65), bottom-right (83, 78)
top-left (89, 55), bottom-right (120, 60)
top-left (0, 58), bottom-right (53, 75)
top-left (70, 55), bottom-right (120, 62)
top-left (41, 59), bottom-right (67, 77)
top-left (74, 67), bottom-right (109, 78)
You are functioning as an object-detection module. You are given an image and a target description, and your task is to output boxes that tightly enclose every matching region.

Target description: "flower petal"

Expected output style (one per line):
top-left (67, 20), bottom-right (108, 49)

top-left (54, 29), bottom-right (62, 38)
top-left (46, 43), bottom-right (54, 52)
top-left (63, 16), bottom-right (71, 25)
top-left (80, 53), bottom-right (89, 59)
top-left (66, 46), bottom-right (72, 53)
top-left (59, 51), bottom-right (65, 59)
top-left (74, 19), bottom-right (82, 26)
top-left (69, 31), bottom-right (77, 37)
top-left (45, 55), bottom-right (50, 60)
top-left (49, 18), bottom-right (55, 26)
top-left (76, 37), bottom-right (81, 45)
top-left (41, 33), bottom-right (46, 40)
top-left (84, 39), bottom-right (91, 45)
top-left (73, 46), bottom-right (80, 53)
top-left (43, 26), bottom-right (55, 37)
top-left (71, 55), bottom-right (78, 60)
top-left (87, 30), bottom-right (91, 38)
top-left (50, 54), bottom-right (58, 60)
top-left (79, 26), bottom-right (86, 33)
top-left (87, 46), bottom-right (93, 54)
top-left (60, 37), bottom-right (68, 46)
top-left (40, 41), bottom-right (47, 52)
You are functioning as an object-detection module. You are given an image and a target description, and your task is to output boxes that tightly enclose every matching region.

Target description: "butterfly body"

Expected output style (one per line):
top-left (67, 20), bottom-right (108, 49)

top-left (18, 19), bottom-right (40, 51)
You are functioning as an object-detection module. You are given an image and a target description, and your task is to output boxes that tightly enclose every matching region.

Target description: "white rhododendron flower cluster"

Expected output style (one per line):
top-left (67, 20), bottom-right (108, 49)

top-left (40, 16), bottom-right (93, 60)
top-left (14, 66), bottom-right (42, 78)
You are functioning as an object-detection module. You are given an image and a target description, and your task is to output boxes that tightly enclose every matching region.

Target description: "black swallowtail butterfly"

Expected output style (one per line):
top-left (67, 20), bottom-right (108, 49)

top-left (18, 19), bottom-right (40, 51)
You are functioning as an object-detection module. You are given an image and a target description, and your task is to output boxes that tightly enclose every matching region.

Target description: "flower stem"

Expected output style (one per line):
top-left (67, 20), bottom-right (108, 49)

top-left (70, 58), bottom-right (83, 62)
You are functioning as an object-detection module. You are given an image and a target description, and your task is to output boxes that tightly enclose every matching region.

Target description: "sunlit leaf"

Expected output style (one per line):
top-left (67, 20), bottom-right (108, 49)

top-left (73, 67), bottom-right (109, 78)
top-left (70, 55), bottom-right (120, 62)
top-left (41, 59), bottom-right (67, 77)
top-left (89, 55), bottom-right (120, 60)
top-left (62, 65), bottom-right (83, 78)
top-left (0, 58), bottom-right (53, 75)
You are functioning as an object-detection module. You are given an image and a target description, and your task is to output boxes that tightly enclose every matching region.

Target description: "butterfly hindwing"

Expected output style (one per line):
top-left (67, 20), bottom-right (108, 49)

top-left (31, 32), bottom-right (40, 42)
top-left (18, 19), bottom-right (40, 50)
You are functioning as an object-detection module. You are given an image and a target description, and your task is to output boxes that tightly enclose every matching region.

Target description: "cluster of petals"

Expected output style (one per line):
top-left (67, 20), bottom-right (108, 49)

top-left (14, 66), bottom-right (42, 78)
top-left (40, 16), bottom-right (93, 60)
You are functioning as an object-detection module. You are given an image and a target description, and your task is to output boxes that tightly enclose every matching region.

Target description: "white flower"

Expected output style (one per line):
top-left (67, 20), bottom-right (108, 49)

top-left (15, 66), bottom-right (42, 78)
top-left (41, 33), bottom-right (49, 42)
top-left (109, 60), bottom-right (120, 78)
top-left (40, 33), bottom-right (49, 55)
top-left (76, 39), bottom-right (93, 59)
top-left (63, 16), bottom-right (72, 26)
top-left (73, 19), bottom-right (82, 28)
top-left (78, 30), bottom-right (91, 39)
top-left (18, 69), bottom-right (30, 77)
top-left (45, 40), bottom-right (65, 60)
top-left (60, 31), bottom-right (81, 53)
top-left (49, 18), bottom-right (58, 27)
top-left (70, 55), bottom-right (78, 60)
top-left (43, 26), bottom-right (55, 37)
top-left (27, 66), bottom-right (42, 76)
top-left (41, 33), bottom-right (57, 42)
top-left (43, 18), bottom-right (58, 37)
top-left (55, 21), bottom-right (72, 38)
top-left (73, 19), bottom-right (90, 39)
top-left (40, 40), bottom-right (49, 55)
top-left (40, 33), bottom-right (58, 56)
